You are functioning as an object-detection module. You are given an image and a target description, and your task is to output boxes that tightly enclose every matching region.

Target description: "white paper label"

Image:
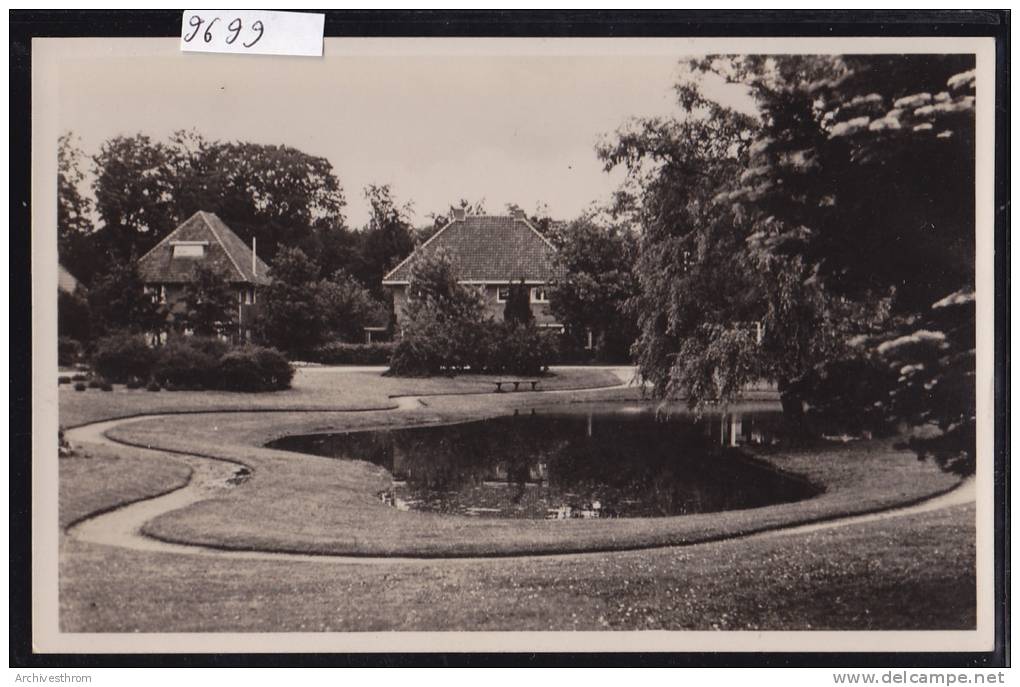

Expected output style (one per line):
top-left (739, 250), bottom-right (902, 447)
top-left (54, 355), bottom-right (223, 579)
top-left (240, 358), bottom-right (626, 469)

top-left (180, 10), bottom-right (323, 56)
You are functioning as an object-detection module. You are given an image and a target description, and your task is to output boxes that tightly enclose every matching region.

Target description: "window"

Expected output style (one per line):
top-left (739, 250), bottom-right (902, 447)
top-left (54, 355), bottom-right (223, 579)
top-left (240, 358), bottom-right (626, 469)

top-left (171, 241), bottom-right (207, 258)
top-left (530, 287), bottom-right (549, 303)
top-left (496, 286), bottom-right (511, 302)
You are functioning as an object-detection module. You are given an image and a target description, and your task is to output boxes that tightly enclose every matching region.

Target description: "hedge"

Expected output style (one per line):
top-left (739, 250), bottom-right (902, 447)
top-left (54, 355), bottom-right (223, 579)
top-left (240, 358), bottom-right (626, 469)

top-left (88, 332), bottom-right (293, 393)
top-left (294, 342), bottom-right (396, 365)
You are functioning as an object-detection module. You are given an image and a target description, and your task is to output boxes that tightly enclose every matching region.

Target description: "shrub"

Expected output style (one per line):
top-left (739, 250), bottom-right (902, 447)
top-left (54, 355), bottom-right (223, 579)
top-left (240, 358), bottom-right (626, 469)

top-left (92, 332), bottom-right (157, 383)
top-left (100, 382), bottom-right (113, 392)
top-left (216, 345), bottom-right (294, 392)
top-left (295, 342), bottom-right (396, 365)
top-left (125, 379), bottom-right (143, 390)
top-left (484, 323), bottom-right (557, 376)
top-left (87, 378), bottom-right (103, 389)
top-left (71, 373), bottom-right (88, 382)
top-left (152, 338), bottom-right (222, 389)
top-left (74, 382), bottom-right (87, 392)
top-left (58, 337), bottom-right (83, 367)
top-left (146, 381), bottom-right (161, 392)
top-left (58, 376), bottom-right (71, 385)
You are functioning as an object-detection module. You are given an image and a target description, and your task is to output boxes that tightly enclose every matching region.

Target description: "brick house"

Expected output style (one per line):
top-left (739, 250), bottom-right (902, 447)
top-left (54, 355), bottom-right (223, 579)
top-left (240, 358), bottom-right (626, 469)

top-left (382, 209), bottom-right (564, 330)
top-left (137, 210), bottom-right (270, 340)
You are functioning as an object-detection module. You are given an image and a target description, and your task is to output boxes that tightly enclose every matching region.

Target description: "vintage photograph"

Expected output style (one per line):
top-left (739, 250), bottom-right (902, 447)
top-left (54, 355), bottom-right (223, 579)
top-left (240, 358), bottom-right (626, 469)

top-left (28, 32), bottom-right (998, 655)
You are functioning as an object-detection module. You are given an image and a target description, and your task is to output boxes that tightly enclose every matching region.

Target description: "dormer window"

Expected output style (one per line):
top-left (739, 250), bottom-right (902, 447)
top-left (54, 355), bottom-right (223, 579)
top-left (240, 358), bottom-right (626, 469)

top-left (171, 241), bottom-right (208, 258)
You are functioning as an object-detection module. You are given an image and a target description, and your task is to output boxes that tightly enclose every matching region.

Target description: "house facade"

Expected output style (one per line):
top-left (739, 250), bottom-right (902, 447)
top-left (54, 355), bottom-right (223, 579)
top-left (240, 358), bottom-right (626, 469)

top-left (382, 209), bottom-right (564, 330)
top-left (136, 210), bottom-right (270, 340)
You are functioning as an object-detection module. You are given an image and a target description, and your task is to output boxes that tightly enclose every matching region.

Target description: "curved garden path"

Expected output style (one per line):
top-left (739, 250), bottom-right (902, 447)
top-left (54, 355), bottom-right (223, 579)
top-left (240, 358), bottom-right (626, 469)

top-left (64, 367), bottom-right (975, 565)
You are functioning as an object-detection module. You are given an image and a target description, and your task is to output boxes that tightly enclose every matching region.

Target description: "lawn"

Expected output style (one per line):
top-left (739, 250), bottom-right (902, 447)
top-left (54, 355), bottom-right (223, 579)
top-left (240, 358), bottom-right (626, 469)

top-left (59, 503), bottom-right (975, 632)
top-left (57, 366), bottom-right (973, 630)
top-left (63, 367), bottom-right (961, 557)
top-left (58, 366), bottom-right (623, 427)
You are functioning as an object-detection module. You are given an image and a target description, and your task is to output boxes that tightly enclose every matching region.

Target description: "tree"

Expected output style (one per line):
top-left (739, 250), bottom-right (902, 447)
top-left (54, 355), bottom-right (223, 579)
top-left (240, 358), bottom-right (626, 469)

top-left (92, 134), bottom-right (177, 261)
top-left (57, 133), bottom-right (100, 284)
top-left (90, 130), bottom-right (350, 274)
top-left (58, 289), bottom-right (92, 343)
top-left (388, 249), bottom-right (489, 375)
top-left (257, 247), bottom-right (329, 352)
top-left (87, 257), bottom-right (161, 335)
top-left (356, 184), bottom-right (415, 291)
top-left (604, 53), bottom-right (977, 471)
top-left (317, 270), bottom-right (389, 342)
top-left (548, 215), bottom-right (639, 362)
top-left (182, 265), bottom-right (236, 337)
top-left (503, 279), bottom-right (533, 326)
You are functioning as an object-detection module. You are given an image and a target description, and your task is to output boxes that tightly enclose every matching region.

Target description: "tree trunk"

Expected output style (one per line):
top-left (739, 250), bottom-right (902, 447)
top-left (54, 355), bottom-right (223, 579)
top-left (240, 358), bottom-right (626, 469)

top-left (777, 377), bottom-right (809, 442)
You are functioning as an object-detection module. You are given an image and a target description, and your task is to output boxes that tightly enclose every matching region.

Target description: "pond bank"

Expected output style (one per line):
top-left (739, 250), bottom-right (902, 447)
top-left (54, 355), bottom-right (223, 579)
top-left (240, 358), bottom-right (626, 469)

top-left (62, 368), bottom-right (964, 558)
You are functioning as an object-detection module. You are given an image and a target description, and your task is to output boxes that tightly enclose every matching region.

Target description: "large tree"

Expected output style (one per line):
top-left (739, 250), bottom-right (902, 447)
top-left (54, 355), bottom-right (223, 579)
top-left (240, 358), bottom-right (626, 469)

top-left (548, 215), bottom-right (639, 362)
top-left (604, 54), bottom-right (977, 471)
top-left (57, 132), bottom-right (100, 284)
top-left (89, 130), bottom-right (350, 274)
top-left (87, 257), bottom-right (161, 336)
top-left (355, 184), bottom-right (415, 291)
top-left (181, 265), bottom-right (236, 337)
top-left (257, 247), bottom-right (329, 352)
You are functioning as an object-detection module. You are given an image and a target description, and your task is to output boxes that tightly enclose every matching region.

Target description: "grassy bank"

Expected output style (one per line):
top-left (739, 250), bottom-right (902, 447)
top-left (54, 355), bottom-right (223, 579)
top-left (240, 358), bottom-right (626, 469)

top-left (59, 442), bottom-right (192, 529)
top-left (90, 384), bottom-right (961, 556)
top-left (59, 503), bottom-right (975, 632)
top-left (59, 366), bottom-right (623, 427)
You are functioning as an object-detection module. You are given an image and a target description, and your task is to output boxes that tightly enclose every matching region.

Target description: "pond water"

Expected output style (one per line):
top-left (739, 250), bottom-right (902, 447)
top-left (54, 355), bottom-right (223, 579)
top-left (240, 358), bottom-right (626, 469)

top-left (267, 403), bottom-right (820, 520)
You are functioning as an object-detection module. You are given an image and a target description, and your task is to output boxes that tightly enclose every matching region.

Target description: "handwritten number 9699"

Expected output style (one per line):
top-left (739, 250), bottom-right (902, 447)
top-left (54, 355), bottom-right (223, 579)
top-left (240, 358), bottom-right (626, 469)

top-left (184, 15), bottom-right (264, 48)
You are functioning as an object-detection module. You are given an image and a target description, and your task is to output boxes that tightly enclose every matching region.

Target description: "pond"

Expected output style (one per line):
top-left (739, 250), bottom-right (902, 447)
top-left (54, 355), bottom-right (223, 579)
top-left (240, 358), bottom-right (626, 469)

top-left (267, 402), bottom-right (821, 520)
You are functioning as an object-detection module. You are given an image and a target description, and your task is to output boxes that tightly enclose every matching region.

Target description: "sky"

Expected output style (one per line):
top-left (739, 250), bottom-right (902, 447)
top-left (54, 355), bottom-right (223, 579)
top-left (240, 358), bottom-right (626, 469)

top-left (58, 45), bottom-right (752, 228)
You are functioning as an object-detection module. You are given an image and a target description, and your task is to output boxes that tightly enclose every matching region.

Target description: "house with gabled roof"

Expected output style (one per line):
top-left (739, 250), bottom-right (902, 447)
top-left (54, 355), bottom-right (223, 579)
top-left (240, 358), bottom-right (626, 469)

top-left (382, 208), bottom-right (565, 330)
top-left (137, 210), bottom-right (270, 340)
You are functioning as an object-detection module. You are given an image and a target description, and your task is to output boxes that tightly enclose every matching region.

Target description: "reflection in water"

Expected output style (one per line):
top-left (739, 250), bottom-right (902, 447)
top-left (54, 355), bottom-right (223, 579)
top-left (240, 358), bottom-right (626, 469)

top-left (267, 403), bottom-right (819, 520)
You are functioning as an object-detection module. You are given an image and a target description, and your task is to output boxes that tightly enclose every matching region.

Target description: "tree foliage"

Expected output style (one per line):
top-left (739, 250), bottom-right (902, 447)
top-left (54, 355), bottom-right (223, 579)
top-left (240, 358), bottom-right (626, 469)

top-left (603, 54), bottom-right (977, 471)
top-left (548, 216), bottom-right (639, 362)
top-left (388, 249), bottom-right (489, 375)
top-left (182, 265), bottom-right (236, 337)
top-left (87, 257), bottom-right (160, 336)
top-left (503, 279), bottom-right (533, 326)
top-left (356, 184), bottom-right (415, 291)
top-left (86, 131), bottom-right (350, 281)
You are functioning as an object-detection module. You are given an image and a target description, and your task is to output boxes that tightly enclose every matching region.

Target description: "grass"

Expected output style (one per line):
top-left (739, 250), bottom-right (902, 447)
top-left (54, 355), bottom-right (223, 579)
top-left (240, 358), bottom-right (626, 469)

top-left (59, 442), bottom-right (192, 530)
top-left (57, 367), bottom-right (974, 631)
top-left (90, 384), bottom-right (962, 557)
top-left (59, 503), bottom-right (975, 632)
top-left (58, 367), bottom-right (623, 427)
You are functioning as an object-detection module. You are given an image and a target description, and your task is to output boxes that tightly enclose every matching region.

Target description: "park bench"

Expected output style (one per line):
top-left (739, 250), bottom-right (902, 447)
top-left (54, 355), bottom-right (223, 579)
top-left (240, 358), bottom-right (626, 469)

top-left (493, 379), bottom-right (540, 393)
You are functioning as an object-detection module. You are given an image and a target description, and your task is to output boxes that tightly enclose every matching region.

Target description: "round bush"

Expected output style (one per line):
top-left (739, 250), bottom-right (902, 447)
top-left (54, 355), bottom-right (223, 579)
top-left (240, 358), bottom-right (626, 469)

top-left (125, 379), bottom-right (143, 390)
top-left (100, 382), bottom-right (113, 392)
top-left (152, 338), bottom-right (220, 390)
top-left (216, 345), bottom-right (294, 392)
top-left (146, 381), bottom-right (162, 392)
top-left (87, 378), bottom-right (103, 389)
top-left (71, 373), bottom-right (88, 382)
top-left (92, 333), bottom-right (157, 384)
top-left (58, 376), bottom-right (71, 385)
top-left (73, 382), bottom-right (87, 392)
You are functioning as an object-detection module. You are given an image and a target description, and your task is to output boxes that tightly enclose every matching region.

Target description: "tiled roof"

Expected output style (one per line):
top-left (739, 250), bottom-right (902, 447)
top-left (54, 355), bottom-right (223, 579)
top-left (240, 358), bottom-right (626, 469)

top-left (137, 211), bottom-right (271, 286)
top-left (383, 215), bottom-right (561, 284)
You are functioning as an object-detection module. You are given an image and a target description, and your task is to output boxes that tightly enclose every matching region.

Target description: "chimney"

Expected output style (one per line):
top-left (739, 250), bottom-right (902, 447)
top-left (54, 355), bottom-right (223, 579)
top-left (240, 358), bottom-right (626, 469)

top-left (252, 236), bottom-right (257, 277)
top-left (451, 208), bottom-right (466, 221)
